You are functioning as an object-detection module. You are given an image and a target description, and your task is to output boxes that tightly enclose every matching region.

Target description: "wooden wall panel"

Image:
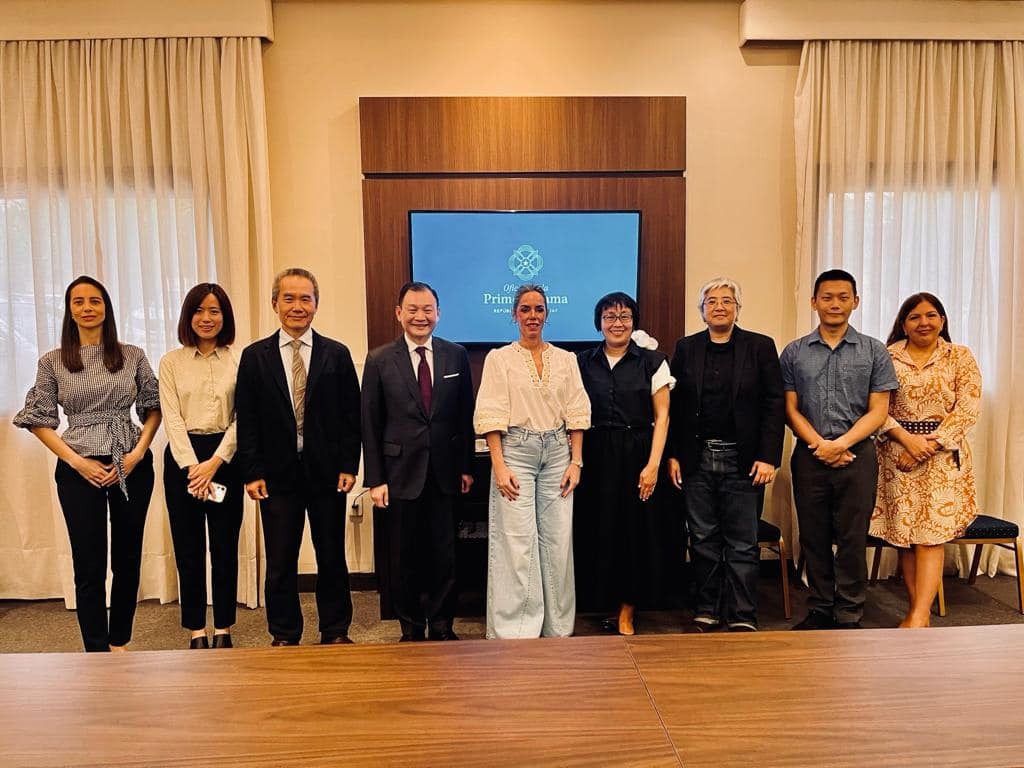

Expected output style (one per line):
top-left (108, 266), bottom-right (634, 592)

top-left (362, 176), bottom-right (685, 362)
top-left (359, 97), bottom-right (686, 174)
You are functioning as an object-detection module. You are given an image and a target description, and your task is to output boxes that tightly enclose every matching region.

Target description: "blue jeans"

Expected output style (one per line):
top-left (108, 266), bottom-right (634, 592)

top-left (683, 443), bottom-right (761, 626)
top-left (487, 427), bottom-right (575, 639)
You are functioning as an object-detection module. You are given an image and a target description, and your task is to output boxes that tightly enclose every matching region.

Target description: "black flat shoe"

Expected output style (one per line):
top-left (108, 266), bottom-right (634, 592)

top-left (189, 636), bottom-right (209, 649)
top-left (271, 639), bottom-right (297, 647)
top-left (211, 634), bottom-right (233, 648)
top-left (599, 617), bottom-right (618, 633)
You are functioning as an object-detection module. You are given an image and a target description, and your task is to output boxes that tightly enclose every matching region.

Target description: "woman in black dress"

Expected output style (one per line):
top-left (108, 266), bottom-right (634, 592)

top-left (575, 292), bottom-right (673, 634)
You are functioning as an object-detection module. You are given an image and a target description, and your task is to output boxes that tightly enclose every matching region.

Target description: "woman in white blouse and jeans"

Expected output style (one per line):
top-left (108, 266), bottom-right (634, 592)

top-left (159, 284), bottom-right (242, 649)
top-left (474, 284), bottom-right (591, 639)
top-left (15, 276), bottom-right (161, 652)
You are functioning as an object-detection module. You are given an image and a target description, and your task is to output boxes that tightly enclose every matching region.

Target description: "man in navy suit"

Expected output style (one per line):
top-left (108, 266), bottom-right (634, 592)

top-left (236, 268), bottom-right (361, 646)
top-left (361, 282), bottom-right (474, 641)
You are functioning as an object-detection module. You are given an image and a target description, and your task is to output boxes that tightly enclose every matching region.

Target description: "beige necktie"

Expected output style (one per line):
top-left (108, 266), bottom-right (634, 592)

top-left (290, 339), bottom-right (306, 436)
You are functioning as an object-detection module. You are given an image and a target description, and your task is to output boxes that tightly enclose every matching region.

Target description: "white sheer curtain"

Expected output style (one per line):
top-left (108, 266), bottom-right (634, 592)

top-left (0, 37), bottom-right (273, 606)
top-left (795, 40), bottom-right (1024, 576)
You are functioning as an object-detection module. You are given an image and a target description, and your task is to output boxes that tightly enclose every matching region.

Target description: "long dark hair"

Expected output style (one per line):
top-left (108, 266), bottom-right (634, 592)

top-left (886, 292), bottom-right (953, 346)
top-left (60, 275), bottom-right (124, 373)
top-left (177, 283), bottom-right (236, 347)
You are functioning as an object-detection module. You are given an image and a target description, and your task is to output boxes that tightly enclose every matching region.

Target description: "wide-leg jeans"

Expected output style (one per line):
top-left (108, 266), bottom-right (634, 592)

top-left (486, 427), bottom-right (575, 639)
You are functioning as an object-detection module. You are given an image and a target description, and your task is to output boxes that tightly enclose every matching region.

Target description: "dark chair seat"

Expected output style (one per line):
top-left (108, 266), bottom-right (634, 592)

top-left (959, 514), bottom-right (1020, 540)
top-left (758, 519), bottom-right (781, 542)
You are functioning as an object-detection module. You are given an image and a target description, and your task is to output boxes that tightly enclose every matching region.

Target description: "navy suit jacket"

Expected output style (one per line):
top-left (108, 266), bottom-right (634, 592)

top-left (235, 329), bottom-right (361, 493)
top-left (361, 336), bottom-right (474, 500)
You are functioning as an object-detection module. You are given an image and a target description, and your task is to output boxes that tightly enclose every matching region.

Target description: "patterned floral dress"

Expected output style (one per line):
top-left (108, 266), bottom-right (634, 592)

top-left (870, 339), bottom-right (981, 546)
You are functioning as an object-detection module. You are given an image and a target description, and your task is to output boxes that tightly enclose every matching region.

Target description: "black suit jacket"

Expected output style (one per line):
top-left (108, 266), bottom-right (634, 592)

top-left (361, 336), bottom-right (474, 500)
top-left (668, 326), bottom-right (785, 477)
top-left (235, 329), bottom-right (361, 493)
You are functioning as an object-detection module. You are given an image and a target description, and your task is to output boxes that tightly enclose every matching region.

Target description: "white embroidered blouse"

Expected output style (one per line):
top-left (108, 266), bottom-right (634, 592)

top-left (474, 343), bottom-right (592, 434)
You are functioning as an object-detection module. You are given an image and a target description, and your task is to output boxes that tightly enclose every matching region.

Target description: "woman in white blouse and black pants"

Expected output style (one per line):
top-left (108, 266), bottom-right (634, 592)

top-left (159, 284), bottom-right (243, 649)
top-left (15, 276), bottom-right (161, 652)
top-left (474, 284), bottom-right (591, 639)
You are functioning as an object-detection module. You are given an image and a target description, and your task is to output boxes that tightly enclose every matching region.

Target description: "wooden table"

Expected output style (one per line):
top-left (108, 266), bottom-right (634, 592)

top-left (2, 626), bottom-right (1023, 767)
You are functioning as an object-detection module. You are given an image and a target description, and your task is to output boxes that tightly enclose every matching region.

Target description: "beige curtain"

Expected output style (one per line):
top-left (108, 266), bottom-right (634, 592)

top-left (795, 40), bottom-right (1024, 577)
top-left (0, 37), bottom-right (273, 607)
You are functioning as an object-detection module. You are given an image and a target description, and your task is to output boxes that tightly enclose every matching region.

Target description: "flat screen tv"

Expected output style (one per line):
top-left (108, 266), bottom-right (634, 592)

top-left (408, 210), bottom-right (641, 344)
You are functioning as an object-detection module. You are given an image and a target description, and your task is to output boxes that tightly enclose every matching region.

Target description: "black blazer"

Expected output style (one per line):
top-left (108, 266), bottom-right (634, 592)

top-left (235, 329), bottom-right (361, 493)
top-left (361, 336), bottom-right (474, 500)
top-left (668, 326), bottom-right (785, 477)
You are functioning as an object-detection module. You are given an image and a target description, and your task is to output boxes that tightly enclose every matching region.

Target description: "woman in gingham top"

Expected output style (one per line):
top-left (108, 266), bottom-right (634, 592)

top-left (14, 276), bottom-right (161, 652)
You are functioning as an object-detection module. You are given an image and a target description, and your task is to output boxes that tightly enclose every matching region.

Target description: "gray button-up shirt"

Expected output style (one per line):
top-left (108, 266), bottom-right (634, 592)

top-left (780, 326), bottom-right (898, 440)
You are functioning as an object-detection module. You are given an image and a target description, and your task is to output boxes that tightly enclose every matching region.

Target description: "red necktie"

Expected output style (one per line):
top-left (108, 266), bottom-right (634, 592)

top-left (416, 346), bottom-right (432, 414)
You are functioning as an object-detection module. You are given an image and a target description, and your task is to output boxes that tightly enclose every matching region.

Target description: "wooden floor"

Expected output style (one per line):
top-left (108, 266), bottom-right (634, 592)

top-left (3, 626), bottom-right (1024, 767)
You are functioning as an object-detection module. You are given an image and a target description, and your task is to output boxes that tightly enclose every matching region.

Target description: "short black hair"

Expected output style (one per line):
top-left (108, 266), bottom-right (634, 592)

top-left (397, 281), bottom-right (439, 307)
top-left (813, 268), bottom-right (858, 297)
top-left (593, 292), bottom-right (639, 331)
top-left (177, 283), bottom-right (236, 347)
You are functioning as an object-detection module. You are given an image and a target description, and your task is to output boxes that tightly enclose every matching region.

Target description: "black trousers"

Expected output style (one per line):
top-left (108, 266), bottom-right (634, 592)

top-left (260, 465), bottom-right (352, 643)
top-left (386, 469), bottom-right (457, 637)
top-left (791, 438), bottom-right (878, 623)
top-left (55, 451), bottom-right (154, 652)
top-left (164, 435), bottom-right (243, 631)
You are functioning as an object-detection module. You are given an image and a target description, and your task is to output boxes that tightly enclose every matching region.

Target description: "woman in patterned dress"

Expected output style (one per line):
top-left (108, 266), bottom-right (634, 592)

top-left (870, 292), bottom-right (981, 628)
top-left (14, 276), bottom-right (162, 651)
top-left (474, 283), bottom-right (591, 639)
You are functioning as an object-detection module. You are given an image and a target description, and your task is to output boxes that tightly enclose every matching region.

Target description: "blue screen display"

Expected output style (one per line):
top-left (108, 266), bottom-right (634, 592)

top-left (409, 211), bottom-right (640, 344)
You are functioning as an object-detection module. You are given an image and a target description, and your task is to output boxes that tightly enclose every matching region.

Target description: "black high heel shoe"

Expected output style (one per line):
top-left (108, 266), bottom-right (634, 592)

top-left (189, 635), bottom-right (210, 649)
top-left (211, 633), bottom-right (233, 649)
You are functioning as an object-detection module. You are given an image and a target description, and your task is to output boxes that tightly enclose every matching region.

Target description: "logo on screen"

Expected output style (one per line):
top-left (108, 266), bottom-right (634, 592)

top-left (508, 244), bottom-right (544, 280)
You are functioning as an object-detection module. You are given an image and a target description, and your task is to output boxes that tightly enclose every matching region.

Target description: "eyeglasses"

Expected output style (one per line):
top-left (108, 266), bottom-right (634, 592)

top-left (703, 298), bottom-right (736, 308)
top-left (601, 313), bottom-right (634, 324)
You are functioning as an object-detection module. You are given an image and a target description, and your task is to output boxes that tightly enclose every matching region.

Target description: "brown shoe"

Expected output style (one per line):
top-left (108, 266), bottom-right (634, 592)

top-left (321, 635), bottom-right (354, 645)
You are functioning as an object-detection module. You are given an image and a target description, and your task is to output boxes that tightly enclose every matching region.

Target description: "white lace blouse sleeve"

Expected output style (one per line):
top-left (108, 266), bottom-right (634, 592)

top-left (473, 349), bottom-right (510, 435)
top-left (562, 354), bottom-right (591, 431)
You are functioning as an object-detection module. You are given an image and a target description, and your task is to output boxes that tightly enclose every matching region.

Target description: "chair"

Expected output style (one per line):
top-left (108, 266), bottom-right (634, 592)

top-left (758, 519), bottom-right (792, 620)
top-left (868, 515), bottom-right (1024, 617)
top-left (951, 515), bottom-right (1024, 614)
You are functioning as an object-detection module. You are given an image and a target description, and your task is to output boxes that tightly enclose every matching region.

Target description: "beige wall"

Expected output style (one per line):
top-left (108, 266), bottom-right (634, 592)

top-left (262, 0), bottom-right (802, 356)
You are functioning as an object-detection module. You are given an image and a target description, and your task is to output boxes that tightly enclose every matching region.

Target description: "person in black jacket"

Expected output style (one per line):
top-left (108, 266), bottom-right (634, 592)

top-left (668, 277), bottom-right (785, 632)
top-left (361, 282), bottom-right (475, 642)
top-left (235, 268), bottom-right (361, 646)
top-left (575, 292), bottom-right (673, 635)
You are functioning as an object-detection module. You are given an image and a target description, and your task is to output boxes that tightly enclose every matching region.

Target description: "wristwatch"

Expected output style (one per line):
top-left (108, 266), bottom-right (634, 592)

top-left (570, 459), bottom-right (583, 468)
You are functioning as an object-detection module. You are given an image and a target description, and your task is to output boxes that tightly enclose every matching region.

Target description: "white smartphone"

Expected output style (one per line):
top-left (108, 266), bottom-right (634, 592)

top-left (207, 482), bottom-right (227, 504)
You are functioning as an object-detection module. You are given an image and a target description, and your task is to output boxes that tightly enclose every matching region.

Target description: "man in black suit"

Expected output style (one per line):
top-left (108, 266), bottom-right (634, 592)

top-left (667, 277), bottom-right (785, 632)
top-left (361, 281), bottom-right (474, 642)
top-left (236, 268), bottom-right (361, 646)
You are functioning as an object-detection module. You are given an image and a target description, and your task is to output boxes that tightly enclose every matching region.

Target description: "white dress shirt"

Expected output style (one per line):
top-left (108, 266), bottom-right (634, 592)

top-left (404, 334), bottom-right (434, 383)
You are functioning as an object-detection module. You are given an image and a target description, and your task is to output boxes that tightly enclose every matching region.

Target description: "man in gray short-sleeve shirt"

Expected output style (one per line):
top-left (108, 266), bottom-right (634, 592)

top-left (780, 269), bottom-right (898, 630)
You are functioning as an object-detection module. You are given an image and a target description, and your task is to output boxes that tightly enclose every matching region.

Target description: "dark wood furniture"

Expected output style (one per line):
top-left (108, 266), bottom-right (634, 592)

top-left (5, 626), bottom-right (1024, 766)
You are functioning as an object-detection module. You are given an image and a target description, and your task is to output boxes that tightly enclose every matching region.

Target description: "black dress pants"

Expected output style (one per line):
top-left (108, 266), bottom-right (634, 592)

top-left (55, 452), bottom-right (154, 652)
top-left (387, 469), bottom-right (457, 637)
top-left (791, 438), bottom-right (878, 623)
top-left (164, 435), bottom-right (243, 631)
top-left (260, 464), bottom-right (352, 643)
